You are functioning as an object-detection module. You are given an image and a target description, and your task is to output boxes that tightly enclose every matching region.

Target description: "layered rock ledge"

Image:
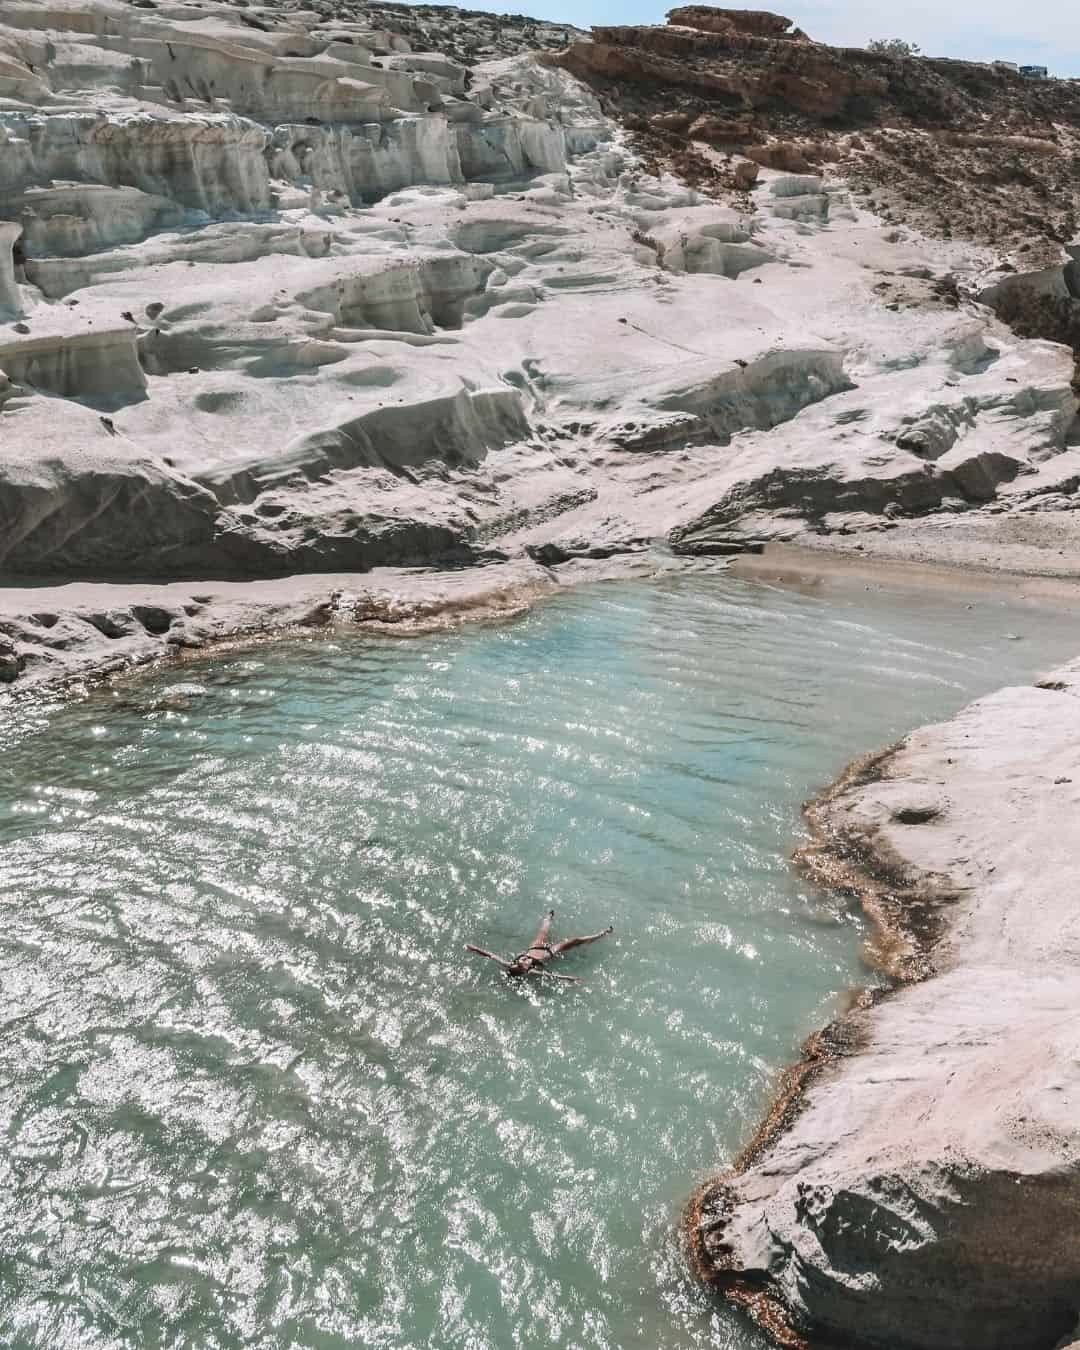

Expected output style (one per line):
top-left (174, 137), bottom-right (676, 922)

top-left (3, 0), bottom-right (1080, 696)
top-left (689, 661), bottom-right (1080, 1349)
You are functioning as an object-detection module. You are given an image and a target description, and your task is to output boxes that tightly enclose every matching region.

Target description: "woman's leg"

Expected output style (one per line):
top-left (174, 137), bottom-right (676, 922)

top-left (529, 909), bottom-right (555, 949)
top-left (551, 926), bottom-right (613, 955)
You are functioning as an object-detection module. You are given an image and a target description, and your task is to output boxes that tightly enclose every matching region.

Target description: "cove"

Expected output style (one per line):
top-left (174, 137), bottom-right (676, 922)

top-left (1, 572), bottom-right (1076, 1350)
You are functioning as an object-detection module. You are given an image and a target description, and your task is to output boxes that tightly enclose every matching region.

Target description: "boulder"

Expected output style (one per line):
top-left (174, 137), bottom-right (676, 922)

top-left (747, 140), bottom-right (815, 173)
top-left (525, 533), bottom-right (652, 566)
top-left (666, 7), bottom-right (801, 40)
top-left (649, 110), bottom-right (691, 132)
top-left (943, 450), bottom-right (1022, 502)
top-left (0, 635), bottom-right (26, 683)
top-left (688, 113), bottom-right (754, 143)
top-left (731, 155), bottom-right (760, 187)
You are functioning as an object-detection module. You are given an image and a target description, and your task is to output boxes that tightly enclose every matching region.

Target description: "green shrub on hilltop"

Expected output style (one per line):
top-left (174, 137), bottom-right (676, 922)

top-left (868, 37), bottom-right (922, 56)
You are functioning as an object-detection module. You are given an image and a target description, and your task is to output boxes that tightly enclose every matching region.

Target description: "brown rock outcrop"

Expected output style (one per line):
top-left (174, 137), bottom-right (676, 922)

top-left (688, 113), bottom-right (755, 143)
top-left (559, 19), bottom-right (890, 121)
top-left (666, 6), bottom-right (803, 39)
top-left (746, 140), bottom-right (835, 171)
top-left (730, 155), bottom-right (760, 186)
top-left (553, 6), bottom-right (1080, 253)
top-left (650, 110), bottom-right (691, 132)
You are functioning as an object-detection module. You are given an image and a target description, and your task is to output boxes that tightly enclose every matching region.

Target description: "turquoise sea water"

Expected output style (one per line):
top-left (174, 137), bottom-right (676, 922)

top-left (0, 572), bottom-right (1076, 1350)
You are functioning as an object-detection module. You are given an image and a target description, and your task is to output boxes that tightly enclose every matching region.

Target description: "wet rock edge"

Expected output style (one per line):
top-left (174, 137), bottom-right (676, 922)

top-left (683, 740), bottom-right (960, 1350)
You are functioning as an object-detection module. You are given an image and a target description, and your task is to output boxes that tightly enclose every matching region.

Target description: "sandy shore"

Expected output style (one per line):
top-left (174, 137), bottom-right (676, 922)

top-left (732, 539), bottom-right (1080, 604)
top-left (792, 509), bottom-right (1080, 582)
top-left (688, 648), bottom-right (1080, 1349)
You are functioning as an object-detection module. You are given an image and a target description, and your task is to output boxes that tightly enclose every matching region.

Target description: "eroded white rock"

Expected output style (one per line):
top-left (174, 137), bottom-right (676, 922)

top-left (0, 0), bottom-right (1074, 586)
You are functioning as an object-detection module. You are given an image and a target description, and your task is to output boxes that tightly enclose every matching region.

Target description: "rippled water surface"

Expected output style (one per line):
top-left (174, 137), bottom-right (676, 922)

top-left (2, 572), bottom-right (1077, 1349)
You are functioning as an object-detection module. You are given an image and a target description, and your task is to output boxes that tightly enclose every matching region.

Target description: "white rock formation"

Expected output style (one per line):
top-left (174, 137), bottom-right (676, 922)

top-left (691, 661), bottom-right (1080, 1350)
top-left (0, 221), bottom-right (23, 315)
top-left (3, 11), bottom-right (1080, 1347)
top-left (0, 0), bottom-right (1076, 609)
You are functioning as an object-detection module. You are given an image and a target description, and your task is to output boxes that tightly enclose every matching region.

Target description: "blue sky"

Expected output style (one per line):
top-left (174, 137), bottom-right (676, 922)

top-left (491, 0), bottom-right (1080, 78)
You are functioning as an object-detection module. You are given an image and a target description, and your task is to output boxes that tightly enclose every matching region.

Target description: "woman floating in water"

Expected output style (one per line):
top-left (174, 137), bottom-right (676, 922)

top-left (467, 910), bottom-right (614, 982)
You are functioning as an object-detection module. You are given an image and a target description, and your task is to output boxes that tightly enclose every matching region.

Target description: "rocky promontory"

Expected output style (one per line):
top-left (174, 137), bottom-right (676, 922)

top-left (689, 660), bottom-right (1080, 1348)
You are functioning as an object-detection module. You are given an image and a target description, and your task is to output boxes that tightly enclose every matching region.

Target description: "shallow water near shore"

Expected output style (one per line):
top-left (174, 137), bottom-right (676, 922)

top-left (1, 572), bottom-right (1077, 1349)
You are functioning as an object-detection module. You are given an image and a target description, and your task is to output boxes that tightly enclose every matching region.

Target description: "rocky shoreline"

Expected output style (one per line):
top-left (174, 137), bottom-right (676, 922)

top-left (0, 547), bottom-right (686, 700)
top-left (5, 534), bottom-right (1079, 1350)
top-left (688, 656), bottom-right (1080, 1350)
top-left (4, 542), bottom-right (1080, 1350)
top-left (4, 2), bottom-right (1080, 1344)
top-left (5, 540), bottom-right (1078, 703)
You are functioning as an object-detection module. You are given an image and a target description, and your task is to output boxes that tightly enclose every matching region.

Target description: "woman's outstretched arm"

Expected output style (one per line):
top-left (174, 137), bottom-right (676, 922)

top-left (465, 944), bottom-right (512, 969)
